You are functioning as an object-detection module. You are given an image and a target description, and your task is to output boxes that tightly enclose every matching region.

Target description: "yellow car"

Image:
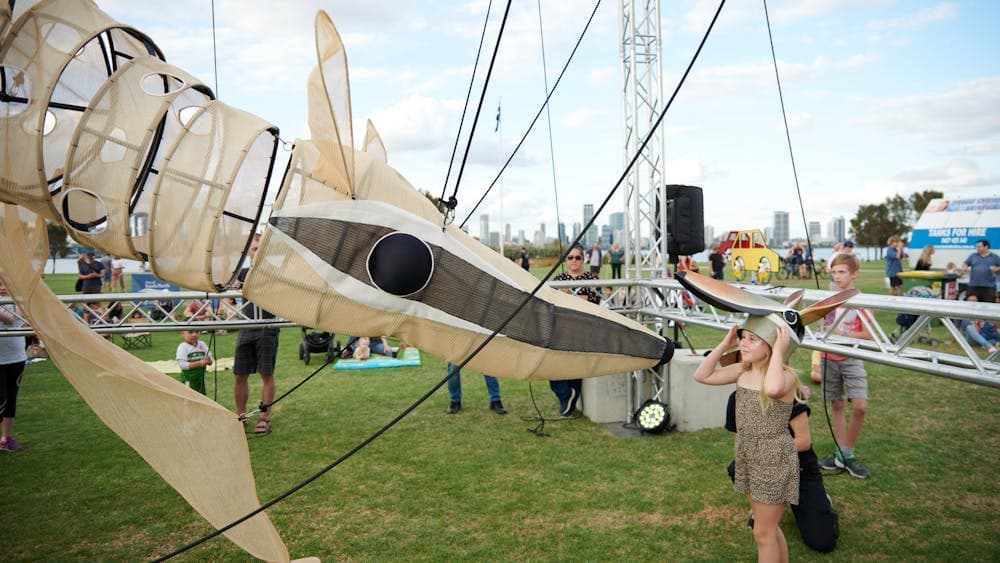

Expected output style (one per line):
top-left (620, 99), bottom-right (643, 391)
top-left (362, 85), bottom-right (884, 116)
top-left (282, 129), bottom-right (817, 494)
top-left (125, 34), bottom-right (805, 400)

top-left (721, 229), bottom-right (780, 284)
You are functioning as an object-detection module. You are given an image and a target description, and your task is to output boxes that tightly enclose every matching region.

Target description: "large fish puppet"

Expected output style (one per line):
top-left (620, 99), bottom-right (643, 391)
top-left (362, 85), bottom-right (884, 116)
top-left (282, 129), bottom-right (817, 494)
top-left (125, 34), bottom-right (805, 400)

top-left (242, 11), bottom-right (673, 381)
top-left (0, 1), bottom-right (668, 560)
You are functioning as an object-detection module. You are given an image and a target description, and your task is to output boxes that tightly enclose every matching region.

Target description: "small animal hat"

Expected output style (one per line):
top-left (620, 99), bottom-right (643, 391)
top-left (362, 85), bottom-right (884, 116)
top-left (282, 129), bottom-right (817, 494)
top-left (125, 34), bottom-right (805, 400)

top-left (676, 271), bottom-right (859, 363)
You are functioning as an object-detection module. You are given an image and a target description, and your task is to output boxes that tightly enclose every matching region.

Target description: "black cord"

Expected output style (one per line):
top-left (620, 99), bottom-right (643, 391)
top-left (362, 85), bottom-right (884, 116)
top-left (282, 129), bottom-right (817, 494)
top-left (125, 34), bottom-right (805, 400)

top-left (438, 0), bottom-right (494, 204)
top-left (155, 3), bottom-right (725, 558)
top-left (459, 0), bottom-right (601, 229)
top-left (763, 0), bottom-right (843, 465)
top-left (447, 0), bottom-right (513, 205)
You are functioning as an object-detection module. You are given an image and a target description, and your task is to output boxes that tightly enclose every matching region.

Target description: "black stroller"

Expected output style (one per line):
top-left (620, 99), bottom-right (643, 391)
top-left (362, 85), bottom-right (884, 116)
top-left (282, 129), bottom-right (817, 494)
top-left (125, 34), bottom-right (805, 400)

top-left (298, 328), bottom-right (340, 365)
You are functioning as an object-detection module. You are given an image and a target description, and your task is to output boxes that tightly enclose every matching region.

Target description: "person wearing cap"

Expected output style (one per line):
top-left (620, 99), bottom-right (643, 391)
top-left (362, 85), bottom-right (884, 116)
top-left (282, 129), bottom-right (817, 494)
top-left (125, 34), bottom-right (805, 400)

top-left (817, 253), bottom-right (873, 479)
top-left (693, 317), bottom-right (803, 563)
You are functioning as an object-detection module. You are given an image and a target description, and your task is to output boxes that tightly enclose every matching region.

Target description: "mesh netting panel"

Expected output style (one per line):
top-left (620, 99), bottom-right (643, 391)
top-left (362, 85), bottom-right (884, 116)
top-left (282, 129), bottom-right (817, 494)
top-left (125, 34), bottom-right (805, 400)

top-left (0, 0), bottom-right (158, 220)
top-left (60, 56), bottom-right (209, 259)
top-left (0, 3), bottom-right (9, 41)
top-left (150, 102), bottom-right (275, 291)
top-left (307, 11), bottom-right (353, 196)
top-left (0, 202), bottom-right (289, 560)
top-left (362, 119), bottom-right (387, 164)
top-left (273, 140), bottom-right (349, 210)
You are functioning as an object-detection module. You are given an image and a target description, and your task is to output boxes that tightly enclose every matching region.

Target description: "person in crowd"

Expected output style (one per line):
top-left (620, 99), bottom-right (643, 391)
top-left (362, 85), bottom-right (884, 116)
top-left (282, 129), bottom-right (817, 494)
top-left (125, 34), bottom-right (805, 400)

top-left (444, 363), bottom-right (507, 415)
top-left (343, 335), bottom-right (404, 359)
top-left (693, 323), bottom-right (801, 563)
top-left (802, 244), bottom-right (814, 279)
top-left (915, 245), bottom-right (935, 271)
top-left (78, 252), bottom-right (105, 295)
top-left (608, 242), bottom-right (625, 279)
top-left (818, 253), bottom-right (872, 479)
top-left (725, 389), bottom-right (838, 553)
top-left (588, 241), bottom-right (602, 275)
top-left (550, 244), bottom-right (600, 416)
top-left (677, 255), bottom-right (700, 275)
top-left (708, 244), bottom-right (726, 280)
top-left (0, 281), bottom-right (27, 452)
top-left (957, 295), bottom-right (999, 354)
top-left (100, 253), bottom-right (113, 292)
top-left (176, 329), bottom-right (213, 395)
top-left (184, 298), bottom-right (214, 321)
top-left (519, 247), bottom-right (530, 271)
top-left (961, 239), bottom-right (1000, 303)
top-left (233, 234), bottom-right (279, 436)
top-left (826, 241), bottom-right (855, 290)
top-left (110, 255), bottom-right (125, 292)
top-left (885, 235), bottom-right (907, 296)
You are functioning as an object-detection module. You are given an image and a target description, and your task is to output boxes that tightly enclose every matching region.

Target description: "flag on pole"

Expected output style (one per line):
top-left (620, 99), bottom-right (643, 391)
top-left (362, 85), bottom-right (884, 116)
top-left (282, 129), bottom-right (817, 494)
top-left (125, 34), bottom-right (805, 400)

top-left (495, 100), bottom-right (501, 132)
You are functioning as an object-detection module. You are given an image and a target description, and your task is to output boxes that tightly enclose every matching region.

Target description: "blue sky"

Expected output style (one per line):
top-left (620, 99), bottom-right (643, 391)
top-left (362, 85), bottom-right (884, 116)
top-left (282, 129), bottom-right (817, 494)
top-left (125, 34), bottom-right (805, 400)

top-left (93, 0), bottom-right (999, 241)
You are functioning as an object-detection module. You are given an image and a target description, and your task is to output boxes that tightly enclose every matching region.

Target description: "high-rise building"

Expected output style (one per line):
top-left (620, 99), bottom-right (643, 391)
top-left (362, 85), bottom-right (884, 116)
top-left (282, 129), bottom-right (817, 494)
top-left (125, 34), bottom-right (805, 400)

top-left (558, 222), bottom-right (567, 244)
top-left (772, 211), bottom-right (789, 246)
top-left (479, 214), bottom-right (489, 242)
top-left (609, 211), bottom-right (625, 233)
top-left (539, 222), bottom-right (547, 245)
top-left (829, 216), bottom-right (846, 243)
top-left (489, 232), bottom-right (500, 248)
top-left (572, 222), bottom-right (582, 244)
top-left (600, 225), bottom-right (612, 247)
top-left (704, 224), bottom-right (715, 246)
top-left (504, 223), bottom-right (511, 243)
top-left (518, 229), bottom-right (526, 244)
top-left (583, 204), bottom-right (595, 246)
top-left (808, 221), bottom-right (821, 240)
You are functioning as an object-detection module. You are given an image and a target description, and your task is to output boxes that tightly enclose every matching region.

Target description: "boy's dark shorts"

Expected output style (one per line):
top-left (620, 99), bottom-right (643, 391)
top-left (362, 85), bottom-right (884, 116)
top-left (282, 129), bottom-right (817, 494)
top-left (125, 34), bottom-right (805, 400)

top-left (234, 328), bottom-right (279, 376)
top-left (889, 275), bottom-right (903, 288)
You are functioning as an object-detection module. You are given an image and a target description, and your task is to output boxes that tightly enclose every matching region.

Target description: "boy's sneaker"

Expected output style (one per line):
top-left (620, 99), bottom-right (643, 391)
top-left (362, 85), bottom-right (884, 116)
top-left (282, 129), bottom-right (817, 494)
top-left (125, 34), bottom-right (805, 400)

top-left (0, 437), bottom-right (22, 452)
top-left (819, 453), bottom-right (841, 471)
top-left (837, 455), bottom-right (871, 479)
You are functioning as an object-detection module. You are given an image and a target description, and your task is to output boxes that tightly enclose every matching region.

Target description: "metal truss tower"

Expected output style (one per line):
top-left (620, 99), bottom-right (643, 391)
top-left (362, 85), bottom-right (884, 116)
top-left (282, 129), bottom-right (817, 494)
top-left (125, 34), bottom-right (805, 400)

top-left (619, 0), bottom-right (668, 420)
top-left (619, 0), bottom-right (666, 279)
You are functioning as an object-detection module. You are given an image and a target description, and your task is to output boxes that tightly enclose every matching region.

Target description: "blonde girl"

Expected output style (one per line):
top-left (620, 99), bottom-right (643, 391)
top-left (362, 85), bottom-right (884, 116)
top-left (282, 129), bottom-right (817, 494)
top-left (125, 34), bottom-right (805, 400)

top-left (694, 319), bottom-right (801, 563)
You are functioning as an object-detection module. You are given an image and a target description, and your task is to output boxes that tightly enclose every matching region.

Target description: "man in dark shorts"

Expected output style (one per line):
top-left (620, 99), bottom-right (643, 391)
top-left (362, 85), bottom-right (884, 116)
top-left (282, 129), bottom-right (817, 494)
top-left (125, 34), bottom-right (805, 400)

top-left (962, 239), bottom-right (1000, 303)
top-left (708, 245), bottom-right (726, 280)
top-left (233, 234), bottom-right (279, 435)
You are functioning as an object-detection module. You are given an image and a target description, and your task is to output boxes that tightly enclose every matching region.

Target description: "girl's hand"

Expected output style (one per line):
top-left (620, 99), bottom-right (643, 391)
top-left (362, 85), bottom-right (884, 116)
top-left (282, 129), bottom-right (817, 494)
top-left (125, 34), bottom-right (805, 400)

top-left (722, 324), bottom-right (739, 349)
top-left (773, 325), bottom-right (790, 354)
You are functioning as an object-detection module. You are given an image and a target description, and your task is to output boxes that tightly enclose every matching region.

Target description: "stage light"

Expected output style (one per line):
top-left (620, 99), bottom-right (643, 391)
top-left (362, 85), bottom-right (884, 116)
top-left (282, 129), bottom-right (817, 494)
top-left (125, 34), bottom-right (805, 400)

top-left (636, 400), bottom-right (670, 433)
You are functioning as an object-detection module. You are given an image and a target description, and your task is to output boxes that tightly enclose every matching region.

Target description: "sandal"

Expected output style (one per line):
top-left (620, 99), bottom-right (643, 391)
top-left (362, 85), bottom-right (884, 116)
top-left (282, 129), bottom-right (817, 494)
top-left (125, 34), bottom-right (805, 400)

top-left (254, 419), bottom-right (271, 436)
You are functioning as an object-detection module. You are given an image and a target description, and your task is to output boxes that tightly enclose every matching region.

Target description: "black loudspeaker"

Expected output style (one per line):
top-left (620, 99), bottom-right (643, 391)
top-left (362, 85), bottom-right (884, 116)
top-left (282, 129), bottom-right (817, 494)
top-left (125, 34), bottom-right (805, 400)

top-left (666, 184), bottom-right (705, 256)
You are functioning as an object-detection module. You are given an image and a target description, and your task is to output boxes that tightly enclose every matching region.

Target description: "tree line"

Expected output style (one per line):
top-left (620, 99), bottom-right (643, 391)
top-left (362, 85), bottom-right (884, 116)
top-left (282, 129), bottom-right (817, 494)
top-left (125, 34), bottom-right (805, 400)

top-left (849, 189), bottom-right (943, 258)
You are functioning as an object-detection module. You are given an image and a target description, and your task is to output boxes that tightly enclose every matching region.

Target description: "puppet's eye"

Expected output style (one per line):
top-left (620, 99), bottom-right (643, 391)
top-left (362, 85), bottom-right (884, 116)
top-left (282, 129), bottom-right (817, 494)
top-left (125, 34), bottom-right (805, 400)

top-left (783, 309), bottom-right (799, 326)
top-left (367, 232), bottom-right (434, 297)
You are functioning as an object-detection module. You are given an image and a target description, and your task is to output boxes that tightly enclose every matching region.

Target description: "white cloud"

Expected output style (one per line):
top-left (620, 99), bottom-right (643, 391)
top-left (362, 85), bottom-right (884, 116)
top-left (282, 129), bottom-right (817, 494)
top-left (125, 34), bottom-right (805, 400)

top-left (892, 158), bottom-right (998, 189)
top-left (855, 77), bottom-right (1000, 142)
top-left (950, 143), bottom-right (1000, 157)
top-left (562, 107), bottom-right (609, 129)
top-left (779, 111), bottom-right (814, 132)
top-left (367, 96), bottom-right (463, 152)
top-left (587, 67), bottom-right (618, 86)
top-left (869, 2), bottom-right (958, 31)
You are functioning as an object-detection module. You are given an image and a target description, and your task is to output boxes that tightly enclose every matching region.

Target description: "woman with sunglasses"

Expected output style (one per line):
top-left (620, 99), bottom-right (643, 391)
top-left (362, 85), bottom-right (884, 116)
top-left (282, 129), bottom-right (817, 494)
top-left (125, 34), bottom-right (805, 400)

top-left (549, 244), bottom-right (601, 416)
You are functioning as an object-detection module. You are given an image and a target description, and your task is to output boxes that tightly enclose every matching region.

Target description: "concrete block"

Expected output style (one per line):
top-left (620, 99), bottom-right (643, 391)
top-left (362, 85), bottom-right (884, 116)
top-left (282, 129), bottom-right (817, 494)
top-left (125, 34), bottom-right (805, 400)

top-left (666, 349), bottom-right (735, 432)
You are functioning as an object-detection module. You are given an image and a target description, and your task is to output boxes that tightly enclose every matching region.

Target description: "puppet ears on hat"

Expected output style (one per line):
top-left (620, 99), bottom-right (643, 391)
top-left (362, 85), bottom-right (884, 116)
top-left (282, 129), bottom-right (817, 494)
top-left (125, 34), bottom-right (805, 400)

top-left (675, 270), bottom-right (859, 328)
top-left (675, 271), bottom-right (787, 316)
top-left (798, 287), bottom-right (860, 325)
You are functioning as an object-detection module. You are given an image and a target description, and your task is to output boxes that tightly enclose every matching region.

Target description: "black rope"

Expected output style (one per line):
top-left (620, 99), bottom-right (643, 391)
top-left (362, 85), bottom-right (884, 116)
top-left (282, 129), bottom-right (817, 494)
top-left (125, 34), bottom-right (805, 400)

top-left (239, 353), bottom-right (337, 422)
top-left (439, 0), bottom-right (494, 204)
top-left (155, 3), bottom-right (725, 558)
top-left (763, 0), bottom-right (844, 466)
top-left (535, 0), bottom-right (567, 264)
top-left (447, 0), bottom-right (513, 204)
top-left (459, 0), bottom-right (601, 229)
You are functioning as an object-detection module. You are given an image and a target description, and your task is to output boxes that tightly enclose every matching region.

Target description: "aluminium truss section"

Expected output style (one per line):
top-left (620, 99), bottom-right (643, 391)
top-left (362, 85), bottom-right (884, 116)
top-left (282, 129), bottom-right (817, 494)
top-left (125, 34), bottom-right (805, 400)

top-left (619, 0), bottom-right (667, 280)
top-left (634, 279), bottom-right (1000, 389)
top-left (0, 290), bottom-right (293, 337)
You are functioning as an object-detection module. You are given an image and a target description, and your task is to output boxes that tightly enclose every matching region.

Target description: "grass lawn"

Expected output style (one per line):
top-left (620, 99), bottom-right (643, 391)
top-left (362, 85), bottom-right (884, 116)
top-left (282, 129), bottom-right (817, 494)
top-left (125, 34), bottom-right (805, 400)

top-left (1, 264), bottom-right (997, 560)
